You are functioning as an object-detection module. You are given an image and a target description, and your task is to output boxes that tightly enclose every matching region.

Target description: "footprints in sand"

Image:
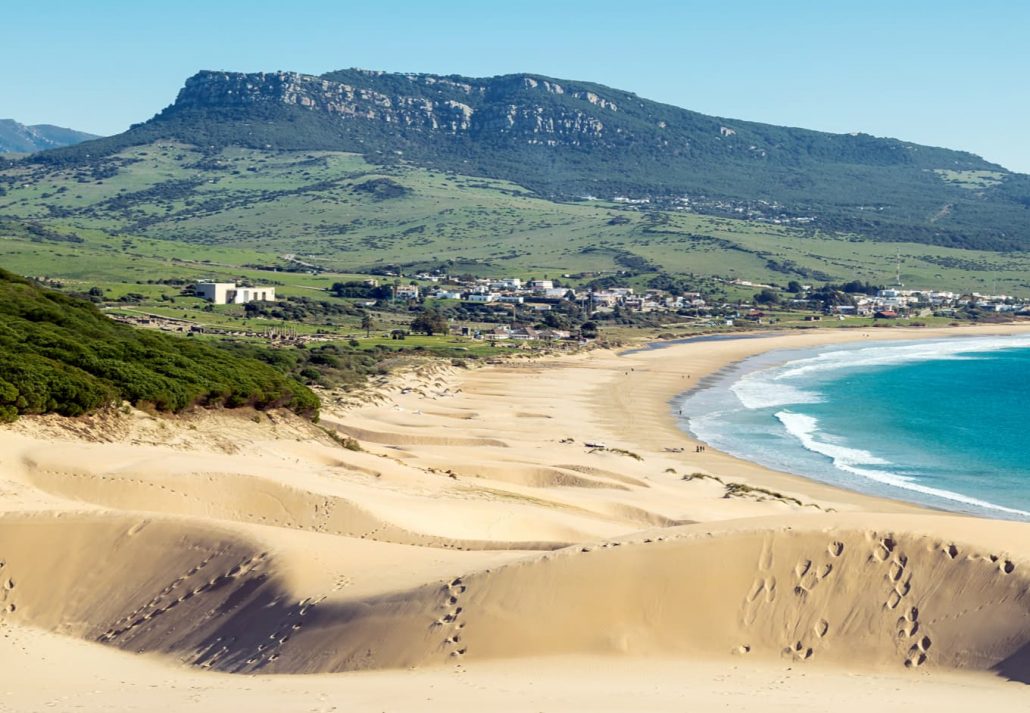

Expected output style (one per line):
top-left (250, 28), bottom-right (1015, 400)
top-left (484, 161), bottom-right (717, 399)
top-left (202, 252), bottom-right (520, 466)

top-left (434, 577), bottom-right (468, 660)
top-left (745, 576), bottom-right (777, 607)
top-left (793, 557), bottom-right (834, 598)
top-left (813, 618), bottom-right (830, 638)
top-left (873, 536), bottom-right (896, 563)
top-left (896, 606), bottom-right (931, 668)
top-left (899, 608), bottom-right (931, 668)
top-left (98, 553), bottom-right (268, 645)
top-left (784, 639), bottom-right (814, 661)
top-left (780, 542), bottom-right (840, 661)
top-left (742, 541), bottom-right (777, 628)
top-left (0, 559), bottom-right (14, 616)
top-left (871, 536), bottom-right (913, 616)
top-left (238, 595), bottom-right (323, 669)
top-left (867, 534), bottom-right (934, 669)
top-left (740, 536), bottom-right (848, 663)
top-left (883, 552), bottom-right (912, 611)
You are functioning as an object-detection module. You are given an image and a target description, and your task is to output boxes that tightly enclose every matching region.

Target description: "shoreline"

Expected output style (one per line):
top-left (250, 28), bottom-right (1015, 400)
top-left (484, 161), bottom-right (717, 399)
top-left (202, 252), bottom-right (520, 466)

top-left (606, 322), bottom-right (1030, 516)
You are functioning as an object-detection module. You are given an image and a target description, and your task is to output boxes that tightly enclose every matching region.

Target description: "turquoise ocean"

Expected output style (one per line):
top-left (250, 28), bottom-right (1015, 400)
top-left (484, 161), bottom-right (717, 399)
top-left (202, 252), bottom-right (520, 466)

top-left (675, 335), bottom-right (1030, 520)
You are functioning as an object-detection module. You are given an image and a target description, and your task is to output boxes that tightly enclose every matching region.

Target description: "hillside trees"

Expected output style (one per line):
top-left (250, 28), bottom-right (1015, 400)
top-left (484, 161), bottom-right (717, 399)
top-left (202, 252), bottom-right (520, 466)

top-left (0, 269), bottom-right (318, 421)
top-left (409, 308), bottom-right (448, 335)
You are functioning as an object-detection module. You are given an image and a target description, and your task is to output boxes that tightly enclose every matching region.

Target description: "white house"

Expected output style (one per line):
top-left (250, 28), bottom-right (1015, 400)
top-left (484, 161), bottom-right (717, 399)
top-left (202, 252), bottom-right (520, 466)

top-left (196, 282), bottom-right (276, 305)
top-left (489, 278), bottom-right (523, 290)
top-left (394, 284), bottom-right (420, 300)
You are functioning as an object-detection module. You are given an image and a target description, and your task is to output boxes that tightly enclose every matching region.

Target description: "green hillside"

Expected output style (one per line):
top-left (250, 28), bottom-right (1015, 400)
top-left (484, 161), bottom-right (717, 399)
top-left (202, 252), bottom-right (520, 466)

top-left (3, 142), bottom-right (1030, 296)
top-left (0, 268), bottom-right (318, 421)
top-left (29, 68), bottom-right (1030, 252)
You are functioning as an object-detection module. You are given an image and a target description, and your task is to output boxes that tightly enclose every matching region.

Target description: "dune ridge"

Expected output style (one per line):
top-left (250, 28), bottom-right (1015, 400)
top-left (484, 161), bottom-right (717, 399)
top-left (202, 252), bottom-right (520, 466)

top-left (2, 324), bottom-right (1030, 710)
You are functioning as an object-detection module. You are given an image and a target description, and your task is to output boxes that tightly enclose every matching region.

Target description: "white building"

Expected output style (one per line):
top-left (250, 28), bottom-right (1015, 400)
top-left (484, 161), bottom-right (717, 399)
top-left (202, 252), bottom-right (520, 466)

top-left (196, 282), bottom-right (276, 305)
top-left (394, 284), bottom-right (421, 300)
top-left (489, 278), bottom-right (523, 290)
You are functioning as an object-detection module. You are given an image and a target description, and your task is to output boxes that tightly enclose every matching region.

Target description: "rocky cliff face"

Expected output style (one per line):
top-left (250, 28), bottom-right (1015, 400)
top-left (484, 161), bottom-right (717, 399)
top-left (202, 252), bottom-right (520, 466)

top-left (171, 70), bottom-right (619, 145)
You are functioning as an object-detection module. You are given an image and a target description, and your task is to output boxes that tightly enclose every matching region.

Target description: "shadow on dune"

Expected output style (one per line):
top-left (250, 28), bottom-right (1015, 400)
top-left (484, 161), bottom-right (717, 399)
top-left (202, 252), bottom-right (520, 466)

top-left (2, 512), bottom-right (1029, 678)
top-left (995, 641), bottom-right (1030, 684)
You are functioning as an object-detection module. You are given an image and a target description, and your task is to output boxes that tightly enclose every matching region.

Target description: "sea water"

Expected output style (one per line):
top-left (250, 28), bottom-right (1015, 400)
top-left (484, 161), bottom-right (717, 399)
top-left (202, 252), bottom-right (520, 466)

top-left (676, 335), bottom-right (1030, 520)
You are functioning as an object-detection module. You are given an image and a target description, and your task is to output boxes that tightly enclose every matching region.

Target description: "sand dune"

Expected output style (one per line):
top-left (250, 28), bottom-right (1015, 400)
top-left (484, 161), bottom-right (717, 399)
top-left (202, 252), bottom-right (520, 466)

top-left (1, 512), bottom-right (1025, 679)
top-left (2, 324), bottom-right (1029, 710)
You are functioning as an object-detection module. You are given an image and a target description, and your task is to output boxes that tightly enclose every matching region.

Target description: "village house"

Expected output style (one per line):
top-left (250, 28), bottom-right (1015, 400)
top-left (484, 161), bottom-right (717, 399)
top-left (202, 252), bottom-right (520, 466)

top-left (195, 282), bottom-right (276, 305)
top-left (394, 284), bottom-right (420, 300)
top-left (466, 293), bottom-right (499, 303)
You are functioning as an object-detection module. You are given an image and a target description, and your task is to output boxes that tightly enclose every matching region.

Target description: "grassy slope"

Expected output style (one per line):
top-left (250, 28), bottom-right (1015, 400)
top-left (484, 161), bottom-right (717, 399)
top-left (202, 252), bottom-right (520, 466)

top-left (2, 142), bottom-right (1030, 296)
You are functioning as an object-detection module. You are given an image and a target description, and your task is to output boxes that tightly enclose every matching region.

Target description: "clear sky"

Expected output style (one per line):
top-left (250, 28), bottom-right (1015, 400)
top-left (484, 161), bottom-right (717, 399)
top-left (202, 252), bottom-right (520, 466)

top-left (3, 0), bottom-right (1028, 172)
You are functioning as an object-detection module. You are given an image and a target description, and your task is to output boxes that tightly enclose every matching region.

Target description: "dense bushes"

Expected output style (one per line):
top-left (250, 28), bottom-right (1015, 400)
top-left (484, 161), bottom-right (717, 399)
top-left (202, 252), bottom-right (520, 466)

top-left (0, 269), bottom-right (318, 421)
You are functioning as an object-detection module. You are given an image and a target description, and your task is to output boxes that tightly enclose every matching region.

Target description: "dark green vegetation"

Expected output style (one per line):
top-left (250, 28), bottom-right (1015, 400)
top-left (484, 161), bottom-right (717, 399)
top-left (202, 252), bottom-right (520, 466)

top-left (0, 268), bottom-right (318, 421)
top-left (30, 68), bottom-right (1030, 252)
top-left (0, 119), bottom-right (99, 154)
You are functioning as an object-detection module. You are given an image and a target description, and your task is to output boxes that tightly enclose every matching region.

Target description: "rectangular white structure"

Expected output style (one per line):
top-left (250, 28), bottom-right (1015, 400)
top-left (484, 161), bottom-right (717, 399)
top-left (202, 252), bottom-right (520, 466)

top-left (196, 282), bottom-right (276, 305)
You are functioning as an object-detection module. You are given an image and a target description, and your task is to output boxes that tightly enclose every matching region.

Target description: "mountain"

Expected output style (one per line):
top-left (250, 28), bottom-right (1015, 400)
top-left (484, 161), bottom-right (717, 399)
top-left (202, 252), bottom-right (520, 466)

top-left (0, 119), bottom-right (100, 153)
top-left (22, 68), bottom-right (1030, 252)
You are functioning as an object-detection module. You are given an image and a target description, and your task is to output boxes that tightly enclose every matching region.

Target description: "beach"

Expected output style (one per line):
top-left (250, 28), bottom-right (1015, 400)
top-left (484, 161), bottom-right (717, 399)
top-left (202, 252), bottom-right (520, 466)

top-left (1, 323), bottom-right (1029, 711)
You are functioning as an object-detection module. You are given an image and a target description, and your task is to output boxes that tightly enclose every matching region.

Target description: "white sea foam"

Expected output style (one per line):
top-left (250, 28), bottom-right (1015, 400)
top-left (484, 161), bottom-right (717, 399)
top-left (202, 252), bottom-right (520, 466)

top-left (731, 336), bottom-right (1030, 411)
top-left (775, 410), bottom-right (1030, 519)
top-left (730, 376), bottom-right (821, 409)
top-left (778, 336), bottom-right (1030, 381)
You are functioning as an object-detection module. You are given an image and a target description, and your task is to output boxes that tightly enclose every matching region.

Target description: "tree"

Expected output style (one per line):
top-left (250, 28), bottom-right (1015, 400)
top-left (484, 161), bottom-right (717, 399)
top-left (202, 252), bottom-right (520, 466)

top-left (409, 309), bottom-right (447, 336)
top-left (786, 281), bottom-right (804, 294)
top-left (754, 289), bottom-right (780, 305)
top-left (580, 321), bottom-right (598, 339)
top-left (361, 312), bottom-right (374, 337)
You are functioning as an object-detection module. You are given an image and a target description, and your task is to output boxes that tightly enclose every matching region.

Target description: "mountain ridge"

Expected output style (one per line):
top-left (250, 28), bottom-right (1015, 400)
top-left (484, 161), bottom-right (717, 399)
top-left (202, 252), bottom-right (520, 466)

top-left (0, 119), bottom-right (100, 153)
top-left (19, 68), bottom-right (1030, 251)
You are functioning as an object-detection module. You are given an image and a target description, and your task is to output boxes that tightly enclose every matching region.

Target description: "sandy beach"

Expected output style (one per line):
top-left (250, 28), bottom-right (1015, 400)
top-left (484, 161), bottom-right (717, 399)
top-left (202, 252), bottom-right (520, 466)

top-left (1, 323), bottom-right (1029, 711)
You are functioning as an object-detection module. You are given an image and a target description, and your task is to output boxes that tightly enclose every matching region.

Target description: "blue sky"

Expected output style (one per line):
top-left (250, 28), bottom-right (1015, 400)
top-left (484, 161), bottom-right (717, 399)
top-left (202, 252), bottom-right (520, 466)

top-left (4, 0), bottom-right (1028, 171)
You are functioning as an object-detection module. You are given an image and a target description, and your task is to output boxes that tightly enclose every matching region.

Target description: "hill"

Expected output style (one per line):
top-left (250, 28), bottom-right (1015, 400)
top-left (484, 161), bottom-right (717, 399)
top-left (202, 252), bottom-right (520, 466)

top-left (0, 119), bottom-right (100, 153)
top-left (4, 142), bottom-right (1030, 297)
top-left (0, 268), bottom-right (318, 421)
top-left (30, 68), bottom-right (1030, 252)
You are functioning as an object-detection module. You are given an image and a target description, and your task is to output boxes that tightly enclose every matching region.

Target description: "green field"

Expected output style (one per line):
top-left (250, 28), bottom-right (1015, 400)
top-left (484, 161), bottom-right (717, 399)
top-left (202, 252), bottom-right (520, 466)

top-left (3, 141), bottom-right (1030, 299)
